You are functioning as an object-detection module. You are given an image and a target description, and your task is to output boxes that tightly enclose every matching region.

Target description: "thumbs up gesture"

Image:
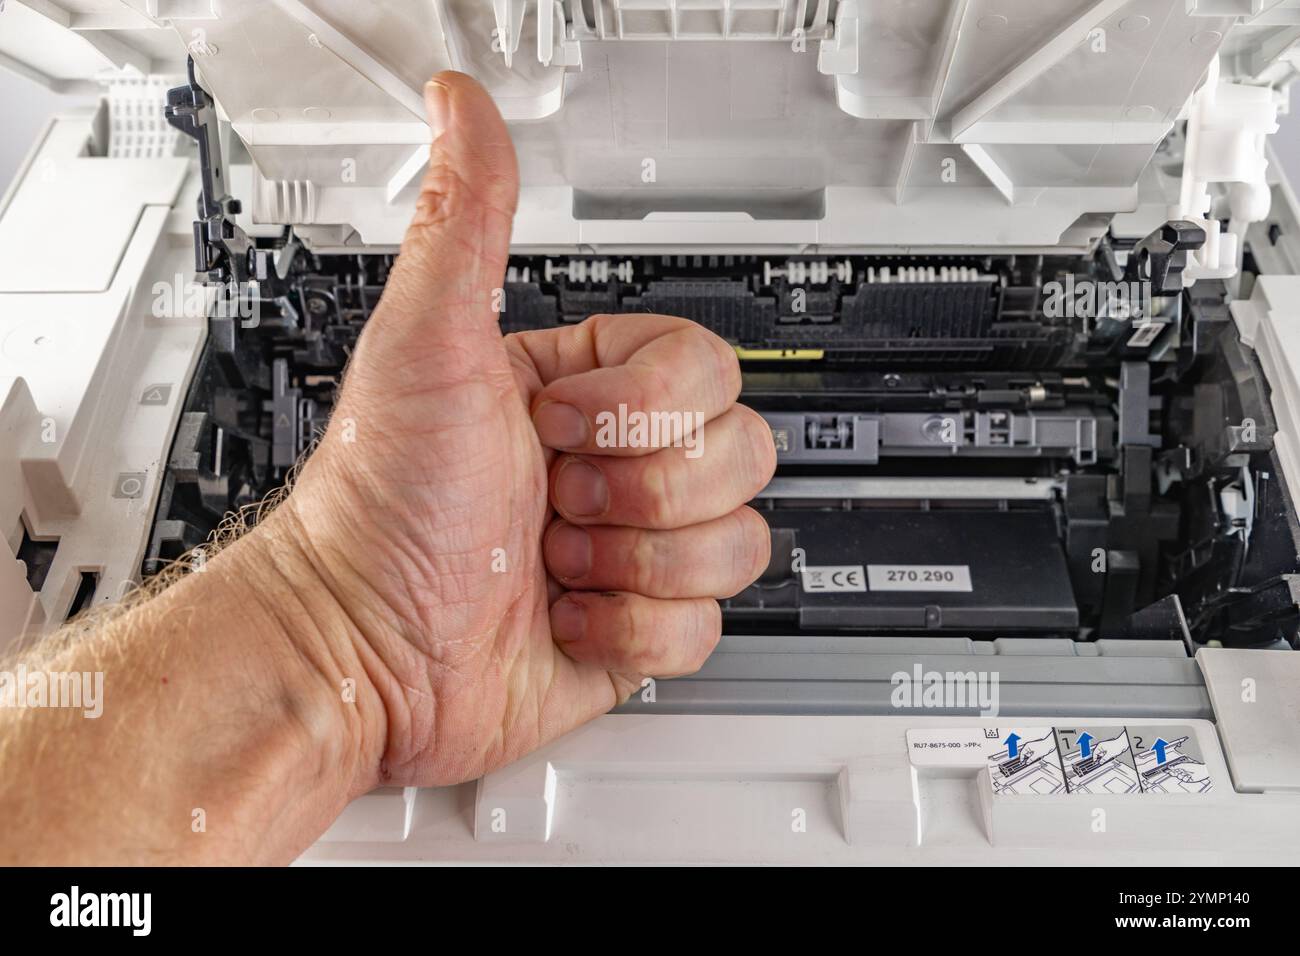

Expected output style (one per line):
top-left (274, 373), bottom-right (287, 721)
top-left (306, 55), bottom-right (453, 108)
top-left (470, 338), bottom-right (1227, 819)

top-left (283, 72), bottom-right (776, 787)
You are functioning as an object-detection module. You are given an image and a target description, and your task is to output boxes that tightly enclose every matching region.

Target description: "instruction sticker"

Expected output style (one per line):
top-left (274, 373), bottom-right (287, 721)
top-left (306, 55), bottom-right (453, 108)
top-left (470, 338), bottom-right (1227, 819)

top-left (985, 727), bottom-right (1067, 795)
top-left (868, 565), bottom-right (972, 592)
top-left (1055, 726), bottom-right (1141, 795)
top-left (800, 566), bottom-right (866, 593)
top-left (906, 725), bottom-right (1212, 795)
top-left (1127, 725), bottom-right (1213, 794)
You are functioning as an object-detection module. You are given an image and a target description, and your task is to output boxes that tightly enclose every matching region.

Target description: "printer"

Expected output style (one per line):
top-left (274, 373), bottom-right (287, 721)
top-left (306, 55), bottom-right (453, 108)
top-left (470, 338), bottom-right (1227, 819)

top-left (2, 0), bottom-right (1300, 863)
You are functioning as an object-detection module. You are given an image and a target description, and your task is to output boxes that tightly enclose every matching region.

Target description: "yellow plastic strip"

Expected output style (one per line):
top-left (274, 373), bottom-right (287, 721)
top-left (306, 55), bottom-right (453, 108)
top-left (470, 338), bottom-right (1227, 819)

top-left (733, 347), bottom-right (825, 361)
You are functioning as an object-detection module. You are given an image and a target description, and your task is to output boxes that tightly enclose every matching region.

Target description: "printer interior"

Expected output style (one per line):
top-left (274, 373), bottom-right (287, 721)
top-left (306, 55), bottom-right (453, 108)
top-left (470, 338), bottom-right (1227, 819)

top-left (142, 239), bottom-right (1299, 656)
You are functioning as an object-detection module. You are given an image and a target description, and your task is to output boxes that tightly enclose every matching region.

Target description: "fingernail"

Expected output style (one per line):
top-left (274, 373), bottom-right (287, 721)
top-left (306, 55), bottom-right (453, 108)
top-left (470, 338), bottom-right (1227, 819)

top-left (550, 597), bottom-right (586, 643)
top-left (555, 458), bottom-right (608, 517)
top-left (533, 402), bottom-right (589, 449)
top-left (546, 523), bottom-right (592, 580)
top-left (424, 80), bottom-right (450, 139)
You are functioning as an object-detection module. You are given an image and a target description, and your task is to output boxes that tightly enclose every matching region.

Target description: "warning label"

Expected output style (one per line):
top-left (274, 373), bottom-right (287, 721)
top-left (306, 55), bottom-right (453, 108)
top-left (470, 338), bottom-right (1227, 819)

top-left (906, 725), bottom-right (1212, 795)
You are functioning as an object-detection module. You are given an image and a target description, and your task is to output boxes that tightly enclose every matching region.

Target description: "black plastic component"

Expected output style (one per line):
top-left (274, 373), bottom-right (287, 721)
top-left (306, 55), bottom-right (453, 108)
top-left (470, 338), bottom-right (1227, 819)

top-left (1099, 550), bottom-right (1141, 635)
top-left (1125, 220), bottom-right (1206, 295)
top-left (142, 235), bottom-right (1300, 650)
top-left (165, 58), bottom-right (254, 285)
top-left (505, 255), bottom-right (1071, 368)
top-left (726, 508), bottom-right (1078, 633)
top-left (1116, 594), bottom-right (1193, 650)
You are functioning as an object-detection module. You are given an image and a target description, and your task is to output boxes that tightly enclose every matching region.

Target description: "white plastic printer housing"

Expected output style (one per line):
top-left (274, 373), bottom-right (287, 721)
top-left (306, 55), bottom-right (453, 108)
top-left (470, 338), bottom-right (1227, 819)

top-left (5, 1), bottom-right (1300, 864)
top-left (0, 0), bottom-right (1282, 257)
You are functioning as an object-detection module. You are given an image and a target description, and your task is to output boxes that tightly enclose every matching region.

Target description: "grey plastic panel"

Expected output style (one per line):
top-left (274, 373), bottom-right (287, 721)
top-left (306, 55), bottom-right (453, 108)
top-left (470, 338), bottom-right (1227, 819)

top-left (757, 476), bottom-right (1061, 500)
top-left (617, 635), bottom-right (1210, 719)
top-left (1198, 647), bottom-right (1300, 793)
top-left (760, 408), bottom-right (1105, 465)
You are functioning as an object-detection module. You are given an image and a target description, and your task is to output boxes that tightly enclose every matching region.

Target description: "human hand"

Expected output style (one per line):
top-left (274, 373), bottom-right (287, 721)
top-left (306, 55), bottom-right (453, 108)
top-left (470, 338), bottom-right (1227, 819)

top-left (276, 72), bottom-right (776, 790)
top-left (0, 70), bottom-right (774, 865)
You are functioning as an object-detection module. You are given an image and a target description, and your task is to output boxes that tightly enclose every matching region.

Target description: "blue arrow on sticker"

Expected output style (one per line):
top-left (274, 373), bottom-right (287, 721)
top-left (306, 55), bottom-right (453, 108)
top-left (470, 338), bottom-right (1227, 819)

top-left (1077, 732), bottom-right (1094, 759)
top-left (1005, 733), bottom-right (1021, 758)
top-left (1153, 738), bottom-right (1169, 765)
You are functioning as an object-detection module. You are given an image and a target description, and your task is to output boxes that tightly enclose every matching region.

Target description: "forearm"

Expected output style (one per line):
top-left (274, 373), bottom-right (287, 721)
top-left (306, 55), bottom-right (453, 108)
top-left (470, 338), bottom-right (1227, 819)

top-left (0, 510), bottom-right (385, 865)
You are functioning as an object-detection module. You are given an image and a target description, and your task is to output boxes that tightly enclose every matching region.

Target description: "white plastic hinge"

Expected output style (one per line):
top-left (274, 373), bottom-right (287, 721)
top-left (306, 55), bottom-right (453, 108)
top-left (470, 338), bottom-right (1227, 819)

top-left (1176, 56), bottom-right (1280, 284)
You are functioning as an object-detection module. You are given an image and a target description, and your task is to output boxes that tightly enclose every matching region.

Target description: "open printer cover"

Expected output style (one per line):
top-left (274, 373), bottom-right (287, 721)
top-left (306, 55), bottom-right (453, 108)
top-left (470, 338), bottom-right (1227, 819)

top-left (3, 0), bottom-right (1300, 862)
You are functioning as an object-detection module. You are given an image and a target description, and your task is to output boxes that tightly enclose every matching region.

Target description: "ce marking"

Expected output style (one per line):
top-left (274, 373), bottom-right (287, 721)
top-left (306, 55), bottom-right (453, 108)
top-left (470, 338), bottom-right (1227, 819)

top-left (800, 565), bottom-right (867, 593)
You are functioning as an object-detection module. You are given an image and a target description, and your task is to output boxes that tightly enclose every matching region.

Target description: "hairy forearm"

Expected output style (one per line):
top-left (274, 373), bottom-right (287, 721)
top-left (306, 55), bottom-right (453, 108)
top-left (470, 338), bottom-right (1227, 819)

top-left (0, 509), bottom-right (385, 865)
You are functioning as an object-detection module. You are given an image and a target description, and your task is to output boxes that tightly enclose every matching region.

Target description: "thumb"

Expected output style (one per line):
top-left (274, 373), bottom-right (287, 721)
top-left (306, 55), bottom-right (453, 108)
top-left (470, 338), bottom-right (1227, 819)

top-left (373, 71), bottom-right (520, 356)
